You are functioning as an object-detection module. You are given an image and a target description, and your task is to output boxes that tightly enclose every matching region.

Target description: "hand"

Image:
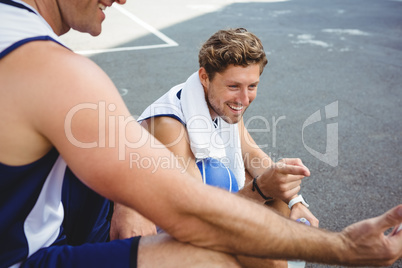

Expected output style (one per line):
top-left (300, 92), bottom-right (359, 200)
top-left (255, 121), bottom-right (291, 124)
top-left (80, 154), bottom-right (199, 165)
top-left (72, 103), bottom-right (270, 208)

top-left (257, 158), bottom-right (310, 202)
top-left (340, 204), bottom-right (402, 266)
top-left (289, 203), bottom-right (319, 227)
top-left (110, 203), bottom-right (157, 240)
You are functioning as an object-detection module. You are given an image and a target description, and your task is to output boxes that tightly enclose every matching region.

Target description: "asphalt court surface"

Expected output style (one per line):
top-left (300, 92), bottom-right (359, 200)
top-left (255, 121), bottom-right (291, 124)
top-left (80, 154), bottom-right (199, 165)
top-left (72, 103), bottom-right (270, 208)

top-left (60, 0), bottom-right (402, 267)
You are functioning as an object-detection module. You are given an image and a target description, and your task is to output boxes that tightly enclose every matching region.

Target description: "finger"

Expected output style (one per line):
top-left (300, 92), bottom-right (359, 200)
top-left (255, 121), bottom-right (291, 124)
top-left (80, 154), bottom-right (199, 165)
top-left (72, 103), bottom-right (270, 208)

top-left (281, 179), bottom-right (302, 192)
top-left (373, 205), bottom-right (402, 233)
top-left (275, 163), bottom-right (310, 177)
top-left (283, 185), bottom-right (301, 201)
top-left (280, 158), bottom-right (310, 172)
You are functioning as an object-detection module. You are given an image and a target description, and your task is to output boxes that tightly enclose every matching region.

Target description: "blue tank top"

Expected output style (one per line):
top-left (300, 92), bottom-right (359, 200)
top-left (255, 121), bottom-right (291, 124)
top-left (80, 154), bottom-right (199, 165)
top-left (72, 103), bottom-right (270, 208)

top-left (0, 1), bottom-right (110, 267)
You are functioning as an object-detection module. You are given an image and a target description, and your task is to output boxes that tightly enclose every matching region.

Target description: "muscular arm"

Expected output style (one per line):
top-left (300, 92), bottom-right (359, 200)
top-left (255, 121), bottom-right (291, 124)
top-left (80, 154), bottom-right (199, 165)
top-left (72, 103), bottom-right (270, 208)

top-left (238, 118), bottom-right (302, 202)
top-left (238, 118), bottom-right (274, 202)
top-left (239, 118), bottom-right (273, 178)
top-left (140, 116), bottom-right (202, 181)
top-left (238, 118), bottom-right (319, 225)
top-left (110, 116), bottom-right (201, 239)
top-left (4, 41), bottom-right (401, 266)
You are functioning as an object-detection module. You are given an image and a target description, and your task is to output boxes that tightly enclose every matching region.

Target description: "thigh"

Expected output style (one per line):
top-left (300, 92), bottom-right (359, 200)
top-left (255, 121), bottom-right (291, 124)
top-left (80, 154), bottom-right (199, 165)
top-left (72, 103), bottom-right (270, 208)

top-left (137, 233), bottom-right (241, 268)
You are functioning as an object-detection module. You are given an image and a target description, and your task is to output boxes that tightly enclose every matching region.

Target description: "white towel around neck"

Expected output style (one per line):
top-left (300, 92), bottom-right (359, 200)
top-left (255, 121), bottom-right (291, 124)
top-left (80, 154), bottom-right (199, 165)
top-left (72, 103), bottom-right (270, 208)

top-left (181, 72), bottom-right (245, 189)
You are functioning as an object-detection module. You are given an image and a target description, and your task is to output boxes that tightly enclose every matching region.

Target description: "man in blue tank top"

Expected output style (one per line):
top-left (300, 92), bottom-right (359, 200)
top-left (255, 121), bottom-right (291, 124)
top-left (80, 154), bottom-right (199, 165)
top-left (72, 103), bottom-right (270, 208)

top-left (0, 0), bottom-right (401, 267)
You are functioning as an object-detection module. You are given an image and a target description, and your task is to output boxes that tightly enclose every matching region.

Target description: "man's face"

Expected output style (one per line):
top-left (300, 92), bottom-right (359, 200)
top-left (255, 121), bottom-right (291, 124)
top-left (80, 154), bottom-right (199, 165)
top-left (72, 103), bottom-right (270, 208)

top-left (59, 0), bottom-right (125, 36)
top-left (200, 64), bottom-right (260, 124)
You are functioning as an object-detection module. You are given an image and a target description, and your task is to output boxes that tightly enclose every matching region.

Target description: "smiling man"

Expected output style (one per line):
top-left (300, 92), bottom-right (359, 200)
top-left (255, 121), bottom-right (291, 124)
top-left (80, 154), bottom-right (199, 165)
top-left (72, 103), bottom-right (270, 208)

top-left (136, 29), bottom-right (318, 266)
top-left (203, 64), bottom-right (259, 123)
top-left (138, 28), bottom-right (317, 220)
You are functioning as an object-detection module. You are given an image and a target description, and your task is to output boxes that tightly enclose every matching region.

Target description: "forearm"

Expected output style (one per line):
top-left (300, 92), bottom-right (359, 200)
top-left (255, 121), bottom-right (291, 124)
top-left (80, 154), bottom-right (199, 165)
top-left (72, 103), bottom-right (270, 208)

top-left (70, 143), bottom-right (395, 266)
top-left (243, 149), bottom-right (272, 179)
top-left (76, 145), bottom-right (336, 262)
top-left (165, 183), bottom-right (345, 263)
top-left (87, 147), bottom-right (332, 261)
top-left (237, 177), bottom-right (269, 203)
top-left (59, 117), bottom-right (384, 265)
top-left (114, 156), bottom-right (333, 262)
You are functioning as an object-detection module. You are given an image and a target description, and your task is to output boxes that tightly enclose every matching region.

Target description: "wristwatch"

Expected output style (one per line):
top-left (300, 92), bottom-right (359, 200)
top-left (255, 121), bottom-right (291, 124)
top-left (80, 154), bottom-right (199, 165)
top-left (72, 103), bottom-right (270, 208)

top-left (288, 195), bottom-right (309, 209)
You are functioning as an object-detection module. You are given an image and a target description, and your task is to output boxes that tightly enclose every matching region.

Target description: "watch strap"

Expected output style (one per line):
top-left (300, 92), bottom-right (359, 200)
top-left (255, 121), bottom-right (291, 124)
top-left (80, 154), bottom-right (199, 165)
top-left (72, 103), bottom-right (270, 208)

top-left (288, 195), bottom-right (309, 209)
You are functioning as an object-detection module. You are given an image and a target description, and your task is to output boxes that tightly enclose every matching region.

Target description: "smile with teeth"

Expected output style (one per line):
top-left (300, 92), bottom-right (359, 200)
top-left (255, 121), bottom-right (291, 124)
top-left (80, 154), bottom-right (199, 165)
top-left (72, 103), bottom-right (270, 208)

top-left (228, 104), bottom-right (243, 111)
top-left (98, 3), bottom-right (106, 10)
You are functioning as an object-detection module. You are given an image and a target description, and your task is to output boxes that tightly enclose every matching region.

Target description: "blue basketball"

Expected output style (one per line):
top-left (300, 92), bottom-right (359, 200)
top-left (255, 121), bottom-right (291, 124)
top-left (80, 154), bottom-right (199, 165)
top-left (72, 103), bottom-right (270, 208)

top-left (196, 158), bottom-right (239, 193)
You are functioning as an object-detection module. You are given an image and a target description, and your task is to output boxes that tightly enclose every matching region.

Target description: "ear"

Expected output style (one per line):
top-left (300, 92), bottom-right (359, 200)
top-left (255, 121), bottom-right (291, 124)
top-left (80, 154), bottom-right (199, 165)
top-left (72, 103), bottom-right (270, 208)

top-left (198, 67), bottom-right (209, 89)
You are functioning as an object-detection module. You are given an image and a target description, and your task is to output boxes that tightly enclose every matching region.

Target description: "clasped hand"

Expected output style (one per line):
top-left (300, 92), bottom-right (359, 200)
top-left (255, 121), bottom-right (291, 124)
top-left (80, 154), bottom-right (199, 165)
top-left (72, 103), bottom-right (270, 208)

top-left (257, 158), bottom-right (310, 203)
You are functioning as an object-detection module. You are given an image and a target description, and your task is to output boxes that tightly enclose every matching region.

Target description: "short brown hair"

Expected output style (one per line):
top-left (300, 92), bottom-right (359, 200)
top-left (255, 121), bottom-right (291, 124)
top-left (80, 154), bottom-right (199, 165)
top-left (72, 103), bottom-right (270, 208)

top-left (198, 28), bottom-right (268, 80)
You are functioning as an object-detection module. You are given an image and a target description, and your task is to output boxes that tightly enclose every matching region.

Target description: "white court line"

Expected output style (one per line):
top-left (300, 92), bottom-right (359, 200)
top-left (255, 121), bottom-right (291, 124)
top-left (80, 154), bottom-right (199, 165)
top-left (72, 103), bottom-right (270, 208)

top-left (78, 5), bottom-right (178, 55)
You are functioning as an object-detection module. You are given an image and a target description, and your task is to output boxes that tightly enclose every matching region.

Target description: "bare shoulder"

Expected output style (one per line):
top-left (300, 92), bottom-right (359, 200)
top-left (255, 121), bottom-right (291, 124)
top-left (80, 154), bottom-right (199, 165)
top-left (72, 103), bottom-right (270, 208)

top-left (141, 116), bottom-right (195, 161)
top-left (0, 40), bottom-right (126, 165)
top-left (141, 116), bottom-right (189, 148)
top-left (141, 116), bottom-right (201, 180)
top-left (1, 40), bottom-right (122, 114)
top-left (3, 40), bottom-right (115, 90)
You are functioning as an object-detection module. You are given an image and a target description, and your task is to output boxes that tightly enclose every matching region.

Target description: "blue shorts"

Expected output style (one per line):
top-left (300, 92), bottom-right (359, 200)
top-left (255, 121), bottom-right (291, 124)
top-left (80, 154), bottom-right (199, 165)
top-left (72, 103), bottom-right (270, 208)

top-left (22, 237), bottom-right (141, 268)
top-left (21, 169), bottom-right (141, 268)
